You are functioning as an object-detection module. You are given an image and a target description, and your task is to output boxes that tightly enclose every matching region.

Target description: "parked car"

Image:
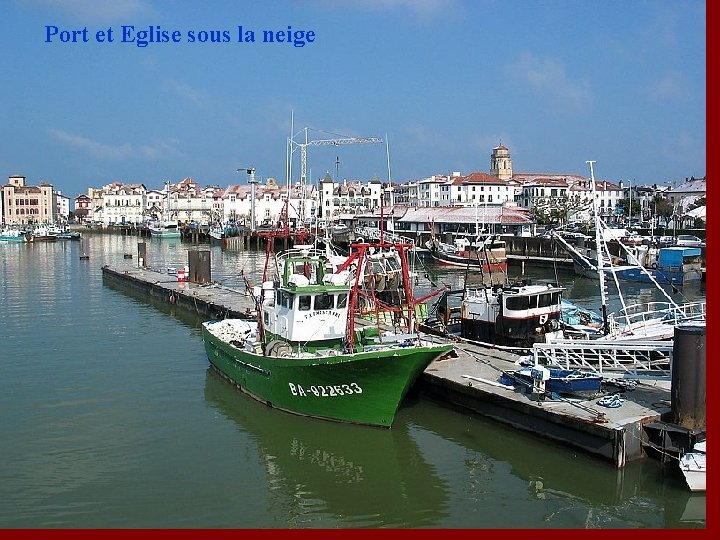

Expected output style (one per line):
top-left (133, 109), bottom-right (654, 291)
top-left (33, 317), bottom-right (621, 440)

top-left (675, 235), bottom-right (704, 247)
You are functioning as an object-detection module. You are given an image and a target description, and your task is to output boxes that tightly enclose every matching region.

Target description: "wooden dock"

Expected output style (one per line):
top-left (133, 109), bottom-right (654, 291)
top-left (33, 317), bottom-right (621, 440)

top-left (102, 263), bottom-right (257, 320)
top-left (419, 339), bottom-right (671, 467)
top-left (101, 260), bottom-right (673, 468)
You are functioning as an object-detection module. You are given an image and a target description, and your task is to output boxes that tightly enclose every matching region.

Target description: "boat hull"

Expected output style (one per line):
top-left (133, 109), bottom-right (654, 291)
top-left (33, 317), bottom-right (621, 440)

top-left (679, 452), bottom-right (706, 492)
top-left (427, 248), bottom-right (507, 272)
top-left (500, 368), bottom-right (603, 395)
top-left (150, 230), bottom-right (182, 238)
top-left (30, 235), bottom-right (58, 242)
top-left (0, 234), bottom-right (28, 243)
top-left (201, 322), bottom-right (453, 427)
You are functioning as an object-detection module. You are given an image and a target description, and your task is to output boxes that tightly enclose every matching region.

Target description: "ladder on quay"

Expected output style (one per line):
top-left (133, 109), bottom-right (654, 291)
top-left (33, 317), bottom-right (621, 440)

top-left (530, 339), bottom-right (674, 379)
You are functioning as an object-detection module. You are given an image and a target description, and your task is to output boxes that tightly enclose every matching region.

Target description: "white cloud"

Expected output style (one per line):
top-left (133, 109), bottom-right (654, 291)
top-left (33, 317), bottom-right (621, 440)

top-left (48, 128), bottom-right (178, 161)
top-left (507, 53), bottom-right (591, 112)
top-left (165, 79), bottom-right (207, 106)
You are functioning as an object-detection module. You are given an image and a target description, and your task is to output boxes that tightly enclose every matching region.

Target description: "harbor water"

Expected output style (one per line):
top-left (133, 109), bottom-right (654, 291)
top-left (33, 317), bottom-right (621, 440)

top-left (0, 234), bottom-right (706, 528)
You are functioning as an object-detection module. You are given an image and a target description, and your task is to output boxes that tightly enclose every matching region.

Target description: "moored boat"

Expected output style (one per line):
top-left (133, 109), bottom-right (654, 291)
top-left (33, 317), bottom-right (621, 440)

top-left (422, 280), bottom-right (566, 350)
top-left (201, 239), bottom-right (454, 428)
top-left (30, 225), bottom-right (58, 242)
top-left (425, 234), bottom-right (508, 273)
top-left (208, 225), bottom-right (224, 243)
top-left (149, 221), bottom-right (182, 238)
top-left (556, 161), bottom-right (707, 342)
top-left (679, 439), bottom-right (706, 492)
top-left (0, 228), bottom-right (30, 242)
top-left (57, 228), bottom-right (81, 240)
top-left (499, 366), bottom-right (603, 396)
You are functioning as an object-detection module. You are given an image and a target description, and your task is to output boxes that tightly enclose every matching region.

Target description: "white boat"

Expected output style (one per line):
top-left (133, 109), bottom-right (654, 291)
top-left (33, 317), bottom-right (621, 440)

top-left (576, 162), bottom-right (706, 342)
top-left (209, 225), bottom-right (224, 243)
top-left (422, 281), bottom-right (566, 350)
top-left (149, 221), bottom-right (182, 238)
top-left (30, 225), bottom-right (58, 242)
top-left (425, 234), bottom-right (508, 273)
top-left (0, 228), bottom-right (29, 242)
top-left (679, 439), bottom-right (706, 492)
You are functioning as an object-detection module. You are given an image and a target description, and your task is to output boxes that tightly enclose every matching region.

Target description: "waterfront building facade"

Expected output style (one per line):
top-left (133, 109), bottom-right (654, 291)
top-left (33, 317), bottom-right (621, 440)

top-left (318, 175), bottom-right (382, 219)
top-left (55, 191), bottom-right (70, 223)
top-left (166, 178), bottom-right (215, 224)
top-left (2, 174), bottom-right (56, 226)
top-left (145, 189), bottom-right (165, 221)
top-left (220, 177), bottom-right (316, 228)
top-left (102, 182), bottom-right (147, 226)
top-left (74, 194), bottom-right (92, 223)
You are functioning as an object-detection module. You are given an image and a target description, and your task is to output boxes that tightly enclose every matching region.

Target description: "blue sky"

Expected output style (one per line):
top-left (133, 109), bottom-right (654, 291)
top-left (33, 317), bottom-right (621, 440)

top-left (0, 0), bottom-right (706, 198)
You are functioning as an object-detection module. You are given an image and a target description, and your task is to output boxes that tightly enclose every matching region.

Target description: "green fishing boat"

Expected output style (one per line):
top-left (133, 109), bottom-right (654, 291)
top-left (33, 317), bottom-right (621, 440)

top-left (202, 240), bottom-right (454, 427)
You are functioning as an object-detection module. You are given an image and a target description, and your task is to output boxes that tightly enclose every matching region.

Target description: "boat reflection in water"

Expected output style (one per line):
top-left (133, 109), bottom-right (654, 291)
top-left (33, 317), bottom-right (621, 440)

top-left (203, 368), bottom-right (450, 528)
top-left (405, 396), bottom-right (705, 528)
top-left (205, 364), bottom-right (703, 528)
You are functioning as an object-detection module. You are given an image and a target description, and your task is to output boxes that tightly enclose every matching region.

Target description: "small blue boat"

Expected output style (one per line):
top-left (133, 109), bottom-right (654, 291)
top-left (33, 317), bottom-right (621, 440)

top-left (500, 367), bottom-right (603, 395)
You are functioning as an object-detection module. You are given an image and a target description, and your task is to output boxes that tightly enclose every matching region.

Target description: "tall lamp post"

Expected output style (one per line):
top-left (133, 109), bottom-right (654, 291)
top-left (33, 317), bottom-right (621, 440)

top-left (238, 167), bottom-right (257, 232)
top-left (164, 179), bottom-right (171, 222)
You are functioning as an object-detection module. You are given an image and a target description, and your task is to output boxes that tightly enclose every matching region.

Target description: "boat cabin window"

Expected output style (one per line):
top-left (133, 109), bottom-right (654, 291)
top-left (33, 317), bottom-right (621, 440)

top-left (337, 293), bottom-right (348, 308)
top-left (538, 292), bottom-right (560, 308)
top-left (298, 295), bottom-right (311, 311)
top-left (292, 261), bottom-right (318, 283)
top-left (506, 295), bottom-right (531, 310)
top-left (314, 293), bottom-right (333, 310)
top-left (276, 290), bottom-right (293, 308)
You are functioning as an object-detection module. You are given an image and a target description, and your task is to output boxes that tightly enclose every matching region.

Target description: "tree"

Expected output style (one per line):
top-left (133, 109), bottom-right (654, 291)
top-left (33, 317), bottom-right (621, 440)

top-left (653, 196), bottom-right (674, 227)
top-left (616, 197), bottom-right (642, 221)
top-left (530, 196), bottom-right (592, 226)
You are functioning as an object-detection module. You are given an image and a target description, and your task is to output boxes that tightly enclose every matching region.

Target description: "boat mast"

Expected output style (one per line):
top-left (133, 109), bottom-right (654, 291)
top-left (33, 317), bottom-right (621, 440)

top-left (385, 134), bottom-right (394, 235)
top-left (587, 160), bottom-right (610, 334)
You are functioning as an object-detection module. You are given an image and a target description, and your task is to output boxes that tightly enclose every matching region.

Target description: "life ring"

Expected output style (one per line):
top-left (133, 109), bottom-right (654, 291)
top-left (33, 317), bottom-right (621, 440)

top-left (650, 262), bottom-right (658, 269)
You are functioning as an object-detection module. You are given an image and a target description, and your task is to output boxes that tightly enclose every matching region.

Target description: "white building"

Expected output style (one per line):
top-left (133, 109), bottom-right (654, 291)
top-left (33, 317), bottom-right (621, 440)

top-left (166, 178), bottom-right (215, 224)
top-left (54, 191), bottom-right (70, 223)
top-left (102, 182), bottom-right (147, 225)
top-left (318, 175), bottom-right (383, 219)
top-left (145, 189), bottom-right (165, 221)
top-left (220, 178), bottom-right (316, 228)
top-left (447, 172), bottom-right (521, 206)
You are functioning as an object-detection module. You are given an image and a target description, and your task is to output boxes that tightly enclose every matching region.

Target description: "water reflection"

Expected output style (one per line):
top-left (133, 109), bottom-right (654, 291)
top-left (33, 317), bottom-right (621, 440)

top-left (203, 369), bottom-right (450, 528)
top-left (404, 397), bottom-right (705, 528)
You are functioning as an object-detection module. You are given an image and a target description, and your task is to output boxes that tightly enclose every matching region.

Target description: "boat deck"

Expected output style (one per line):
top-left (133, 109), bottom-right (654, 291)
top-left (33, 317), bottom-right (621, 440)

top-left (102, 260), bottom-right (672, 468)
